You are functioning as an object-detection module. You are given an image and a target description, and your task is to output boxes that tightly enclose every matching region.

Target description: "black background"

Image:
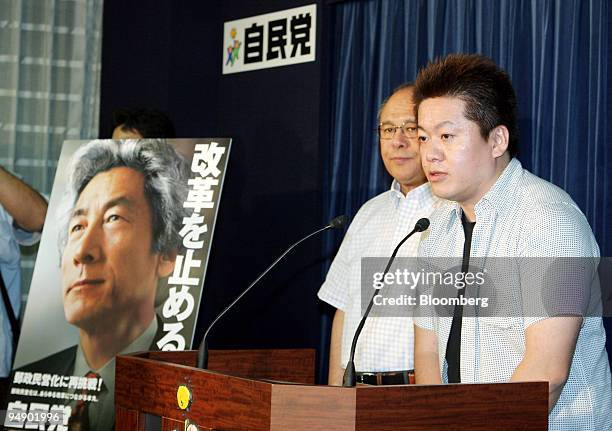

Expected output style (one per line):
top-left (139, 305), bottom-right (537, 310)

top-left (99, 0), bottom-right (335, 381)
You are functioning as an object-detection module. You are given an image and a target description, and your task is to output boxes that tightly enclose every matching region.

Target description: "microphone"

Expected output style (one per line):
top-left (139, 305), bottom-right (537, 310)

top-left (342, 217), bottom-right (430, 387)
top-left (197, 215), bottom-right (349, 369)
top-left (329, 215), bottom-right (349, 229)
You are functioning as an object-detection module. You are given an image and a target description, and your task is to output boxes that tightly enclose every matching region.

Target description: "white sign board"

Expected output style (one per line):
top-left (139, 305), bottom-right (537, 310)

top-left (222, 4), bottom-right (317, 74)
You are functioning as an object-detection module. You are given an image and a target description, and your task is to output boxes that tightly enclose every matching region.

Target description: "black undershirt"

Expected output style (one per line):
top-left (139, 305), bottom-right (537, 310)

top-left (445, 213), bottom-right (476, 383)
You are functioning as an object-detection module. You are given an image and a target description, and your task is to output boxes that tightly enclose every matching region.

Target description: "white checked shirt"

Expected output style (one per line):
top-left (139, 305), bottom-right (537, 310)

top-left (319, 181), bottom-right (438, 372)
top-left (415, 158), bottom-right (612, 431)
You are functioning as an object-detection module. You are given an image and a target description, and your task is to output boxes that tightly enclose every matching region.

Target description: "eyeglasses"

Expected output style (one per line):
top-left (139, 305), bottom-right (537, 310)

top-left (378, 121), bottom-right (418, 140)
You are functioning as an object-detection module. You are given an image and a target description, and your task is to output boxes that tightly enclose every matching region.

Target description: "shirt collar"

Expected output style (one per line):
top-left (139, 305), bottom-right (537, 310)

top-left (73, 316), bottom-right (158, 395)
top-left (389, 180), bottom-right (437, 208)
top-left (450, 158), bottom-right (523, 220)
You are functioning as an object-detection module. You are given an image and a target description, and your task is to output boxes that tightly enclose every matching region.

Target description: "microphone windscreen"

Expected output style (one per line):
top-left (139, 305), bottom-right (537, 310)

top-left (414, 217), bottom-right (430, 232)
top-left (329, 215), bottom-right (349, 229)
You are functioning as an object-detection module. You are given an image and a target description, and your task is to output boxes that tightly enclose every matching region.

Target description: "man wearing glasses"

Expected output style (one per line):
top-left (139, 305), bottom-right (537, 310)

top-left (318, 84), bottom-right (439, 386)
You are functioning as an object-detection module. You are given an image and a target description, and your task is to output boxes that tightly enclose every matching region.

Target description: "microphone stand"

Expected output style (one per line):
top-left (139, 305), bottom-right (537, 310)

top-left (197, 216), bottom-right (348, 369)
top-left (342, 218), bottom-right (429, 387)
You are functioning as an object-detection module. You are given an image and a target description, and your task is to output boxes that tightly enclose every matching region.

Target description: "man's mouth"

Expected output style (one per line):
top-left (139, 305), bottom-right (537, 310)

top-left (428, 170), bottom-right (448, 181)
top-left (68, 278), bottom-right (104, 293)
top-left (390, 155), bottom-right (415, 163)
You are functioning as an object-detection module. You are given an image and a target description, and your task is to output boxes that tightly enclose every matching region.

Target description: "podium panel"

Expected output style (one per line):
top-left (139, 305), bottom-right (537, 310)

top-left (115, 350), bottom-right (547, 430)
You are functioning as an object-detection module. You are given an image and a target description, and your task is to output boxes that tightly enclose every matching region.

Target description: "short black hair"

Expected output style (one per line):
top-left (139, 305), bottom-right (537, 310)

top-left (414, 53), bottom-right (518, 157)
top-left (112, 108), bottom-right (176, 139)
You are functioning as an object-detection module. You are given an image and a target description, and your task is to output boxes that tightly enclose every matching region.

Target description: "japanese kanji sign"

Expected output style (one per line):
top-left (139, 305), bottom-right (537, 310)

top-left (222, 4), bottom-right (316, 74)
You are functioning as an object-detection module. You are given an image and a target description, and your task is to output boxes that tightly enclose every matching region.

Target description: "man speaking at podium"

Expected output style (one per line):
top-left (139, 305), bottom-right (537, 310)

top-left (318, 84), bottom-right (438, 386)
top-left (413, 54), bottom-right (612, 430)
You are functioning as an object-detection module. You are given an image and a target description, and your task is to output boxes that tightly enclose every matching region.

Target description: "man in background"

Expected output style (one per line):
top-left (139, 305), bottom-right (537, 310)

top-left (111, 108), bottom-right (176, 139)
top-left (318, 84), bottom-right (438, 386)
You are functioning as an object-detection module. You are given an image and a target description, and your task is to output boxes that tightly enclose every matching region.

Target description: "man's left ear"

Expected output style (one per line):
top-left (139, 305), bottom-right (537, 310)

top-left (489, 125), bottom-right (509, 159)
top-left (157, 251), bottom-right (178, 279)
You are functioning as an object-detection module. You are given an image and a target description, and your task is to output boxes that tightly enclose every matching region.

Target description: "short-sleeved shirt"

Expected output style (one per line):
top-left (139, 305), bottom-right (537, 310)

top-left (415, 158), bottom-right (612, 430)
top-left (0, 204), bottom-right (40, 376)
top-left (318, 181), bottom-right (438, 371)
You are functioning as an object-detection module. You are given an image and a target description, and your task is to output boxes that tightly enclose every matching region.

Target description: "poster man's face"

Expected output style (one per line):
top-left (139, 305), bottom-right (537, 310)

top-left (61, 166), bottom-right (174, 330)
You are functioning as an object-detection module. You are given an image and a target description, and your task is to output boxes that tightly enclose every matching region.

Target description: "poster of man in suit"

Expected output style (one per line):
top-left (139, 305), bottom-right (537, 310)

top-left (5, 138), bottom-right (230, 430)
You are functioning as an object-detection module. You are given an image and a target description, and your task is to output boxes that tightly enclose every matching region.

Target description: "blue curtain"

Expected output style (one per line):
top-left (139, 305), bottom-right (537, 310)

top-left (320, 0), bottom-right (610, 378)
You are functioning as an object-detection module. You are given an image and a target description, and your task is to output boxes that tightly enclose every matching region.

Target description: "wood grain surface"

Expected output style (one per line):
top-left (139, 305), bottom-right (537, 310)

top-left (115, 350), bottom-right (547, 431)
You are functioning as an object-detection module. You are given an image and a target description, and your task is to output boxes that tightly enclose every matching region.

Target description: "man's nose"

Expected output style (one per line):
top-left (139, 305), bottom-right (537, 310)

top-left (391, 128), bottom-right (409, 148)
top-left (72, 226), bottom-right (102, 265)
top-left (424, 139), bottom-right (444, 162)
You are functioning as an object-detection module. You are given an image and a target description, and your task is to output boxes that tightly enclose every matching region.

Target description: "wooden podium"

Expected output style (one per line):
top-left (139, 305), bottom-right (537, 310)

top-left (115, 349), bottom-right (547, 430)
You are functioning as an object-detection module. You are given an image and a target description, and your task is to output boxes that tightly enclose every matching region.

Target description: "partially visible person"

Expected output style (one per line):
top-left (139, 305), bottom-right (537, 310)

top-left (0, 167), bottom-right (47, 403)
top-left (319, 84), bottom-right (439, 386)
top-left (413, 53), bottom-right (611, 430)
top-left (111, 108), bottom-right (176, 139)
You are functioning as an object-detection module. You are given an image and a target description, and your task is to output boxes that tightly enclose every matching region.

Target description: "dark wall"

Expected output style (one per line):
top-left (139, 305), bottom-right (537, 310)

top-left (100, 0), bottom-right (331, 379)
top-left (99, 1), bottom-right (221, 137)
